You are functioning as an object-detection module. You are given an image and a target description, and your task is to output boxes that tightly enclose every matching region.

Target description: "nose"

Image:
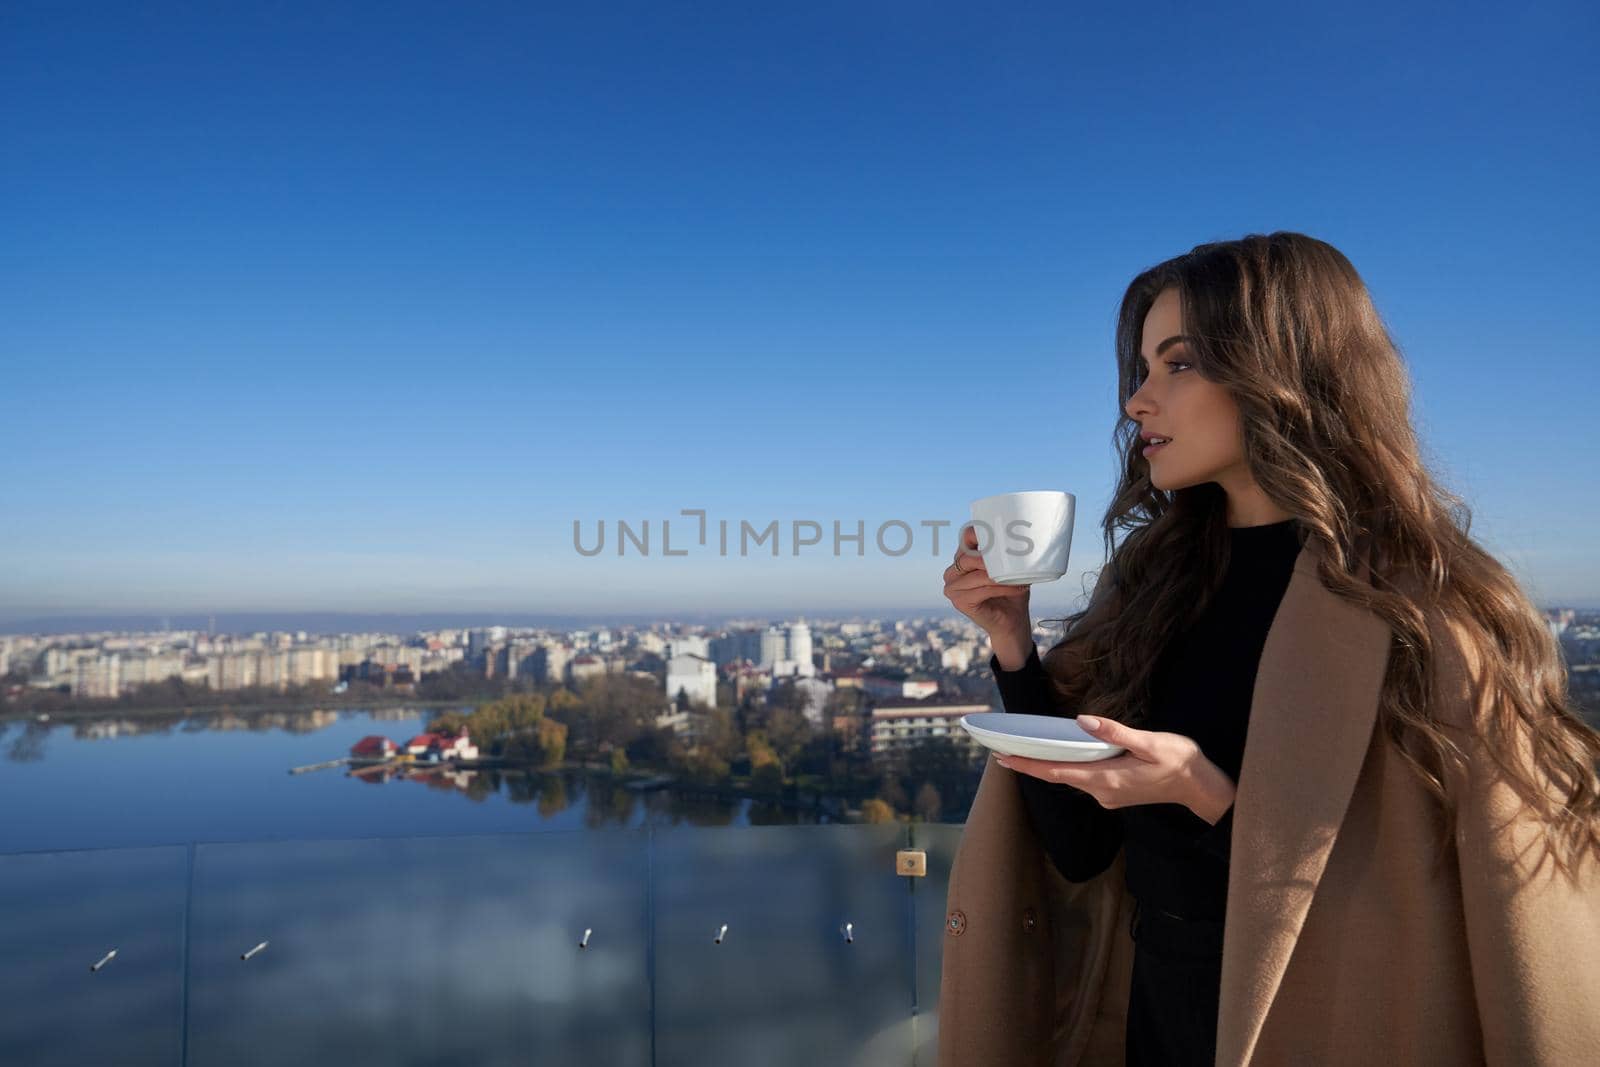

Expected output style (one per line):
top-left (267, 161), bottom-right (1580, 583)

top-left (1125, 378), bottom-right (1156, 423)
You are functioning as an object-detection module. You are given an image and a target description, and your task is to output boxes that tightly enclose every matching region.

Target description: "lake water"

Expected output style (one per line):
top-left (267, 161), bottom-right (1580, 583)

top-left (0, 707), bottom-right (826, 855)
top-left (0, 709), bottom-right (948, 1066)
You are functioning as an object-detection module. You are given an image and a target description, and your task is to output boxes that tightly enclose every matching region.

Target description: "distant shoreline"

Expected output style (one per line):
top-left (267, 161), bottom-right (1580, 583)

top-left (0, 696), bottom-right (477, 723)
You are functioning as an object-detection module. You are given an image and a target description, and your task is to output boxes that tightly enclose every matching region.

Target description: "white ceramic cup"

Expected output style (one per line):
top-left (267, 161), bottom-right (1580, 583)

top-left (965, 491), bottom-right (1074, 585)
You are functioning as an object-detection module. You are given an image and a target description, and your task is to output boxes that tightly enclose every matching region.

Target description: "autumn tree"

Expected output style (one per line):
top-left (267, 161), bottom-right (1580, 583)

top-left (860, 798), bottom-right (897, 824)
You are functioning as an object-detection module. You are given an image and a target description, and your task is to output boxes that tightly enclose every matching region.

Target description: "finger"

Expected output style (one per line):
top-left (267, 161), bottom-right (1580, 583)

top-left (993, 753), bottom-right (1038, 777)
top-left (1019, 759), bottom-right (1091, 784)
top-left (950, 548), bottom-right (987, 573)
top-left (1075, 716), bottom-right (1149, 758)
top-left (943, 564), bottom-right (1009, 591)
top-left (1061, 754), bottom-right (1138, 774)
top-left (1017, 749), bottom-right (1136, 774)
top-left (946, 577), bottom-right (1029, 605)
top-left (997, 752), bottom-right (1104, 782)
top-left (945, 567), bottom-right (1013, 590)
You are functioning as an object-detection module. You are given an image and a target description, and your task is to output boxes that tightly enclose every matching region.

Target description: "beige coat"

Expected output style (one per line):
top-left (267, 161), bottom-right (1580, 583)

top-left (937, 538), bottom-right (1600, 1065)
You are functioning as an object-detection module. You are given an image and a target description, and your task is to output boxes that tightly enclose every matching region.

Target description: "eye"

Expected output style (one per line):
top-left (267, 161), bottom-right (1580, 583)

top-left (1131, 360), bottom-right (1191, 387)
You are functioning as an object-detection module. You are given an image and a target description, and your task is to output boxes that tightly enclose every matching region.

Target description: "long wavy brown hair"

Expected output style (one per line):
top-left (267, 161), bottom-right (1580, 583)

top-left (1036, 231), bottom-right (1600, 878)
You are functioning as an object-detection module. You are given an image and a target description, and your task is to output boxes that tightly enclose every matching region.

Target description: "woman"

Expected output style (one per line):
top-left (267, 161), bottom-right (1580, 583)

top-left (937, 232), bottom-right (1600, 1066)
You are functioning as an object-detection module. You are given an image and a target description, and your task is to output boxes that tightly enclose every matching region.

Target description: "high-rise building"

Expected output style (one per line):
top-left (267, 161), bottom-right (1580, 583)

top-left (541, 644), bottom-right (572, 686)
top-left (787, 619), bottom-right (814, 676)
top-left (709, 629), bottom-right (762, 667)
top-left (72, 654), bottom-right (121, 699)
top-left (759, 626), bottom-right (787, 668)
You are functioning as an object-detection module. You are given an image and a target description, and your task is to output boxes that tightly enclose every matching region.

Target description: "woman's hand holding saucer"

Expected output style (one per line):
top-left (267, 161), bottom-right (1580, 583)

top-left (994, 716), bottom-right (1237, 824)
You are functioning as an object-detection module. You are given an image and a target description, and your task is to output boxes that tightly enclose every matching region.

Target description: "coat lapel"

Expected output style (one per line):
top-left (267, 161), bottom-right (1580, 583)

top-left (1216, 539), bottom-right (1393, 1064)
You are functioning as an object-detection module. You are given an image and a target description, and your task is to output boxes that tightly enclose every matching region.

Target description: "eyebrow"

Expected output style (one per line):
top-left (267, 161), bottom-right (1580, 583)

top-left (1138, 334), bottom-right (1193, 366)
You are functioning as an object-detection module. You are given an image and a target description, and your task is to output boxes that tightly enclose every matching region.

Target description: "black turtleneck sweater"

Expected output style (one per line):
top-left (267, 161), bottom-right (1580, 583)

top-left (989, 517), bottom-right (1302, 921)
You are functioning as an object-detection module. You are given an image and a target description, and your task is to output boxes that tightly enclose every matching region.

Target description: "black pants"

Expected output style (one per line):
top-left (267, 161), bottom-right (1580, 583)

top-left (1125, 898), bottom-right (1226, 1066)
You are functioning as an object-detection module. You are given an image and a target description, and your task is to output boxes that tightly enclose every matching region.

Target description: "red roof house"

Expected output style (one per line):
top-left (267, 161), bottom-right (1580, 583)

top-left (351, 735), bottom-right (397, 758)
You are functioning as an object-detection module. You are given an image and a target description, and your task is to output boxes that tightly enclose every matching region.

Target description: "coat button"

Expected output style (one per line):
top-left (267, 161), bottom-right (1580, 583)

top-left (1022, 907), bottom-right (1037, 932)
top-left (946, 910), bottom-right (966, 936)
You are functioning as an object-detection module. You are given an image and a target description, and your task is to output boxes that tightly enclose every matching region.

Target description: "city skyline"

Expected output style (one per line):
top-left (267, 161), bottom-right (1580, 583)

top-left (6, 3), bottom-right (1597, 618)
top-left (0, 607), bottom-right (989, 638)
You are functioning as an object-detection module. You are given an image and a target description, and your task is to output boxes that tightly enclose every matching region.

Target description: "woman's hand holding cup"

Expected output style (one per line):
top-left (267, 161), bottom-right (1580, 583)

top-left (943, 524), bottom-right (1034, 669)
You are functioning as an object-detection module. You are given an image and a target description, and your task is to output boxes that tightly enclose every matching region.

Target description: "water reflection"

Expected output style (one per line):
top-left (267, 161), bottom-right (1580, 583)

top-left (2, 705), bottom-right (367, 750)
top-left (1, 707), bottom-right (839, 828)
top-left (5, 721), bottom-right (48, 762)
top-left (0, 705), bottom-right (837, 856)
top-left (333, 763), bottom-right (810, 831)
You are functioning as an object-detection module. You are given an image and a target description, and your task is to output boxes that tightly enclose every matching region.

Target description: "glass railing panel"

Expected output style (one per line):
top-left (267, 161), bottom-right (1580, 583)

top-left (185, 830), bottom-right (651, 1066)
top-left (652, 822), bottom-right (915, 1067)
top-left (0, 845), bottom-right (189, 1067)
top-left (909, 821), bottom-right (964, 1065)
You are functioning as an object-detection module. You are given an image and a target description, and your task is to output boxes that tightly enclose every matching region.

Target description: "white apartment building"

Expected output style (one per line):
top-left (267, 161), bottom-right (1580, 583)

top-left (72, 654), bottom-right (121, 699)
top-left (665, 652), bottom-right (718, 708)
top-left (119, 653), bottom-right (187, 689)
top-left (940, 643), bottom-right (975, 672)
top-left (568, 654), bottom-right (607, 684)
top-left (665, 634), bottom-right (710, 660)
top-left (209, 652), bottom-right (258, 691)
top-left (287, 647), bottom-right (338, 685)
top-left (869, 699), bottom-right (989, 758)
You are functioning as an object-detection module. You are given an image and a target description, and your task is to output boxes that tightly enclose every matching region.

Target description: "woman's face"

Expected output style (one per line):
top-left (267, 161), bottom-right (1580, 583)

top-left (1124, 287), bottom-right (1251, 495)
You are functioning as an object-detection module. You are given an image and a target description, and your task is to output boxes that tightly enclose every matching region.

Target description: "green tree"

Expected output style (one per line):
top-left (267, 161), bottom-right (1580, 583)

top-left (501, 717), bottom-right (566, 766)
top-left (679, 748), bottom-right (730, 785)
top-left (764, 705), bottom-right (812, 772)
top-left (697, 706), bottom-right (743, 766)
top-left (538, 717), bottom-right (567, 764)
top-left (454, 692), bottom-right (557, 761)
top-left (626, 726), bottom-right (681, 765)
top-left (903, 737), bottom-right (967, 812)
top-left (563, 674), bottom-right (661, 756)
top-left (746, 731), bottom-right (781, 775)
top-left (429, 710), bottom-right (468, 736)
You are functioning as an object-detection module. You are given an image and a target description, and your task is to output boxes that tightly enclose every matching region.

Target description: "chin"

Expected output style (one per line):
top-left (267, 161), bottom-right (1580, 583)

top-left (1148, 467), bottom-right (1194, 492)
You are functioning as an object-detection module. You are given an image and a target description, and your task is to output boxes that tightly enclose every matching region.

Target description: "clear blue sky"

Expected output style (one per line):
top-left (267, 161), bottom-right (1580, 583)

top-left (2, 0), bottom-right (1596, 623)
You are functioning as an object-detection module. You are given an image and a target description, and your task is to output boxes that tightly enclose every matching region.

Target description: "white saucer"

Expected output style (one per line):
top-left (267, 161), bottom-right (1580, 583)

top-left (960, 712), bottom-right (1125, 762)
